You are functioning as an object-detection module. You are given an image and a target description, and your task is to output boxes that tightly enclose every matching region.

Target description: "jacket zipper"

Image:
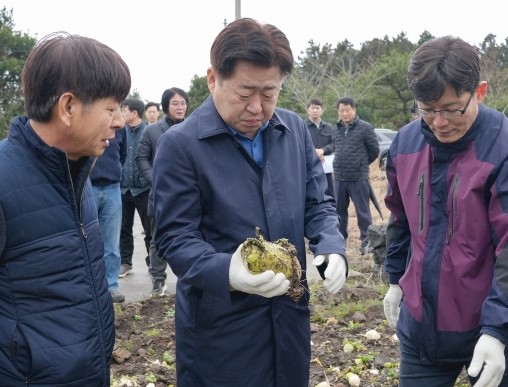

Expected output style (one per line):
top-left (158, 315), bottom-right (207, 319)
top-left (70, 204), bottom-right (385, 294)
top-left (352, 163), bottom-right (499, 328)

top-left (446, 174), bottom-right (459, 244)
top-left (417, 173), bottom-right (425, 233)
top-left (66, 158), bottom-right (94, 239)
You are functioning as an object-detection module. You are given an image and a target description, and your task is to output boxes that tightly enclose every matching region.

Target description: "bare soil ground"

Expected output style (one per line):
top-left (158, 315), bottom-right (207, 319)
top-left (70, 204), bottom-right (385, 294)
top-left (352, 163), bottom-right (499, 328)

top-left (109, 169), bottom-right (469, 386)
top-left (111, 278), bottom-right (398, 387)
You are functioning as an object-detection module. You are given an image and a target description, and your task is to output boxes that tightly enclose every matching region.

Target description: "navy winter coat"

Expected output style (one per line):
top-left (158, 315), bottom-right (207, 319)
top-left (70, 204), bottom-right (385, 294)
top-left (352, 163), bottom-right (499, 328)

top-left (385, 105), bottom-right (508, 363)
top-left (121, 122), bottom-right (149, 197)
top-left (152, 96), bottom-right (346, 386)
top-left (0, 117), bottom-right (115, 385)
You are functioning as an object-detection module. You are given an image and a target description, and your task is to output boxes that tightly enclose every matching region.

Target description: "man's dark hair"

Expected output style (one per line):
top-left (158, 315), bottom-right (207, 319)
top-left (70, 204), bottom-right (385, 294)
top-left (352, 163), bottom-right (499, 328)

top-left (161, 87), bottom-right (189, 115)
top-left (408, 36), bottom-right (480, 102)
top-left (121, 98), bottom-right (145, 118)
top-left (145, 101), bottom-right (160, 111)
top-left (22, 32), bottom-right (131, 122)
top-left (336, 97), bottom-right (355, 109)
top-left (210, 18), bottom-right (293, 80)
top-left (308, 98), bottom-right (323, 108)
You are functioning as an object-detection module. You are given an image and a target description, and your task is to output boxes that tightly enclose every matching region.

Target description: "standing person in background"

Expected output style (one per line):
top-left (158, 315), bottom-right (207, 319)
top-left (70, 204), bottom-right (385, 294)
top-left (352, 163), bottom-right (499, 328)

top-left (90, 127), bottom-right (127, 303)
top-left (332, 97), bottom-right (379, 255)
top-left (383, 36), bottom-right (508, 387)
top-left (144, 101), bottom-right (160, 124)
top-left (152, 17), bottom-right (347, 387)
top-left (119, 98), bottom-right (151, 277)
top-left (0, 32), bottom-right (130, 385)
top-left (305, 98), bottom-right (335, 200)
top-left (137, 87), bottom-right (189, 296)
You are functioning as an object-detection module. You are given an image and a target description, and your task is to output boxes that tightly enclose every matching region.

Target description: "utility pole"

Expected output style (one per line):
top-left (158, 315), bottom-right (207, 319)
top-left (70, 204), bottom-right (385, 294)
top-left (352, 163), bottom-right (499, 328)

top-left (235, 0), bottom-right (241, 20)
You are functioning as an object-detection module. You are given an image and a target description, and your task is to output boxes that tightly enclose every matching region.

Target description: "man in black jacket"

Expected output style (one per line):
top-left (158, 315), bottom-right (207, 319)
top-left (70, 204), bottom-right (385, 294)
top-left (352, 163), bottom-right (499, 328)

top-left (331, 97), bottom-right (379, 255)
top-left (305, 98), bottom-right (335, 200)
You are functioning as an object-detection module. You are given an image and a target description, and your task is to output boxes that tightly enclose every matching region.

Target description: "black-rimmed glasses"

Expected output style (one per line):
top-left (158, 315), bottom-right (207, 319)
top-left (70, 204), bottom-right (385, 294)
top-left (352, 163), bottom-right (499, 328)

top-left (411, 93), bottom-right (473, 120)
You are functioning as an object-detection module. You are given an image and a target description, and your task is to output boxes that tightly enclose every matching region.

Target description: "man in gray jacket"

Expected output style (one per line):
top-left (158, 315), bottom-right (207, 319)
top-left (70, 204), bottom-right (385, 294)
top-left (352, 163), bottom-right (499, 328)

top-left (136, 87), bottom-right (189, 296)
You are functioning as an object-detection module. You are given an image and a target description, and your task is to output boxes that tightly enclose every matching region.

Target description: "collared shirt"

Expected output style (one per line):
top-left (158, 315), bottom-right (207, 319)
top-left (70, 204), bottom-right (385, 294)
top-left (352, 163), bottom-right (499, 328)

top-left (339, 118), bottom-right (355, 137)
top-left (308, 119), bottom-right (321, 127)
top-left (228, 122), bottom-right (269, 167)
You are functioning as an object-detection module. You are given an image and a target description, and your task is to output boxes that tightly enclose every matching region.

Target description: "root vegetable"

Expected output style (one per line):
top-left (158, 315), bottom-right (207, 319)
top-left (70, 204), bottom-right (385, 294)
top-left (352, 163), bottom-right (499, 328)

top-left (241, 227), bottom-right (304, 301)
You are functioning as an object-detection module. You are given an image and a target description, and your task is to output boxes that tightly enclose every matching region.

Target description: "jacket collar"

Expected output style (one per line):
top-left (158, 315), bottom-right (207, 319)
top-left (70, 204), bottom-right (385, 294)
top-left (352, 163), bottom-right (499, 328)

top-left (305, 118), bottom-right (321, 127)
top-left (8, 115), bottom-right (95, 178)
top-left (337, 115), bottom-right (359, 129)
top-left (195, 96), bottom-right (291, 140)
top-left (164, 115), bottom-right (183, 127)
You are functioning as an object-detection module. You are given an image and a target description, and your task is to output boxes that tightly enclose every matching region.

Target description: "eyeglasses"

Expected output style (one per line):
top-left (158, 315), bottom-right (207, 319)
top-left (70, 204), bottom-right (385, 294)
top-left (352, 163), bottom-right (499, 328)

top-left (170, 102), bottom-right (187, 107)
top-left (412, 93), bottom-right (473, 120)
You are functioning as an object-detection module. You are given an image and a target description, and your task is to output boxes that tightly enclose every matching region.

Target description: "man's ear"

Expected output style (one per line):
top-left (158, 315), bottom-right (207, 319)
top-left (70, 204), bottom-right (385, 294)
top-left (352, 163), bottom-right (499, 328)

top-left (57, 92), bottom-right (78, 126)
top-left (476, 81), bottom-right (488, 103)
top-left (207, 67), bottom-right (216, 94)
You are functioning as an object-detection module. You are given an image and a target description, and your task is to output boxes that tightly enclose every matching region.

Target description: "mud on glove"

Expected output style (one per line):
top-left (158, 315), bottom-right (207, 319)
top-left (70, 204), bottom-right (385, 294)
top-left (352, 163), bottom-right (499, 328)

top-left (229, 243), bottom-right (289, 298)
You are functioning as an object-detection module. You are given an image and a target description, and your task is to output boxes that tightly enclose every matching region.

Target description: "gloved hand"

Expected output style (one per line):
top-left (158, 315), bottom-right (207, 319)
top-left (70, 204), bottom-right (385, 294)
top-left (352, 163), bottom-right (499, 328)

top-left (312, 253), bottom-right (347, 294)
top-left (383, 284), bottom-right (402, 328)
top-left (467, 334), bottom-right (506, 387)
top-left (229, 243), bottom-right (290, 298)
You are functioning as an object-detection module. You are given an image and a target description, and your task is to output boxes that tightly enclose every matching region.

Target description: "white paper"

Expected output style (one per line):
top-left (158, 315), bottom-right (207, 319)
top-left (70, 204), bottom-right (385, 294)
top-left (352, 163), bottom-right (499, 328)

top-left (322, 154), bottom-right (334, 174)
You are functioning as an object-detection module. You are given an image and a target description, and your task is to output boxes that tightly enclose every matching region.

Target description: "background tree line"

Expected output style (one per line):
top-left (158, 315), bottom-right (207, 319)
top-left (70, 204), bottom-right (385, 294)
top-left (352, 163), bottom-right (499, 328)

top-left (2, 6), bottom-right (508, 139)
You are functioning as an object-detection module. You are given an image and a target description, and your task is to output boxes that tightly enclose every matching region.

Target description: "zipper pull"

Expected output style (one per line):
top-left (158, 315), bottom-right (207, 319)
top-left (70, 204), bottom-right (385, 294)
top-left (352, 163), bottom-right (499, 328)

top-left (80, 222), bottom-right (87, 239)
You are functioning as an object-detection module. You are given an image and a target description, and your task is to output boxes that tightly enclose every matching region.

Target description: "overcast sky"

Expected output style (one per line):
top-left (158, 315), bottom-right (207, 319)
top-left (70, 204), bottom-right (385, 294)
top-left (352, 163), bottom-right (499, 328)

top-left (3, 0), bottom-right (507, 104)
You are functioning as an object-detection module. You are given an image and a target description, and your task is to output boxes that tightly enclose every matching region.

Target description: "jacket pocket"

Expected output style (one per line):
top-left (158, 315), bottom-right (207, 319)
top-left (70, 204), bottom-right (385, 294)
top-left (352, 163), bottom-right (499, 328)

top-left (12, 322), bottom-right (31, 377)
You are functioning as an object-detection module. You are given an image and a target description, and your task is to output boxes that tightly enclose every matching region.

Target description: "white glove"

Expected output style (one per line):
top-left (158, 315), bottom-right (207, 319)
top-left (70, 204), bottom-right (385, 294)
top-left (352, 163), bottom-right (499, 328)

top-left (383, 284), bottom-right (402, 328)
top-left (467, 334), bottom-right (506, 387)
top-left (312, 254), bottom-right (347, 294)
top-left (229, 243), bottom-right (290, 298)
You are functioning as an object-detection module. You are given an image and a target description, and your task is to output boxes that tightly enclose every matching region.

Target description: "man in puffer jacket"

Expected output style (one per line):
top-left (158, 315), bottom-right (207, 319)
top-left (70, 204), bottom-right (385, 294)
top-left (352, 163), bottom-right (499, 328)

top-left (0, 32), bottom-right (130, 385)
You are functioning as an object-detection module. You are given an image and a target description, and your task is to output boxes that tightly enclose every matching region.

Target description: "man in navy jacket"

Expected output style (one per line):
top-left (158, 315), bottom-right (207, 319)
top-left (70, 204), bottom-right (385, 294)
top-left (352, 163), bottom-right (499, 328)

top-left (0, 33), bottom-right (130, 385)
top-left (152, 18), bottom-right (347, 387)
